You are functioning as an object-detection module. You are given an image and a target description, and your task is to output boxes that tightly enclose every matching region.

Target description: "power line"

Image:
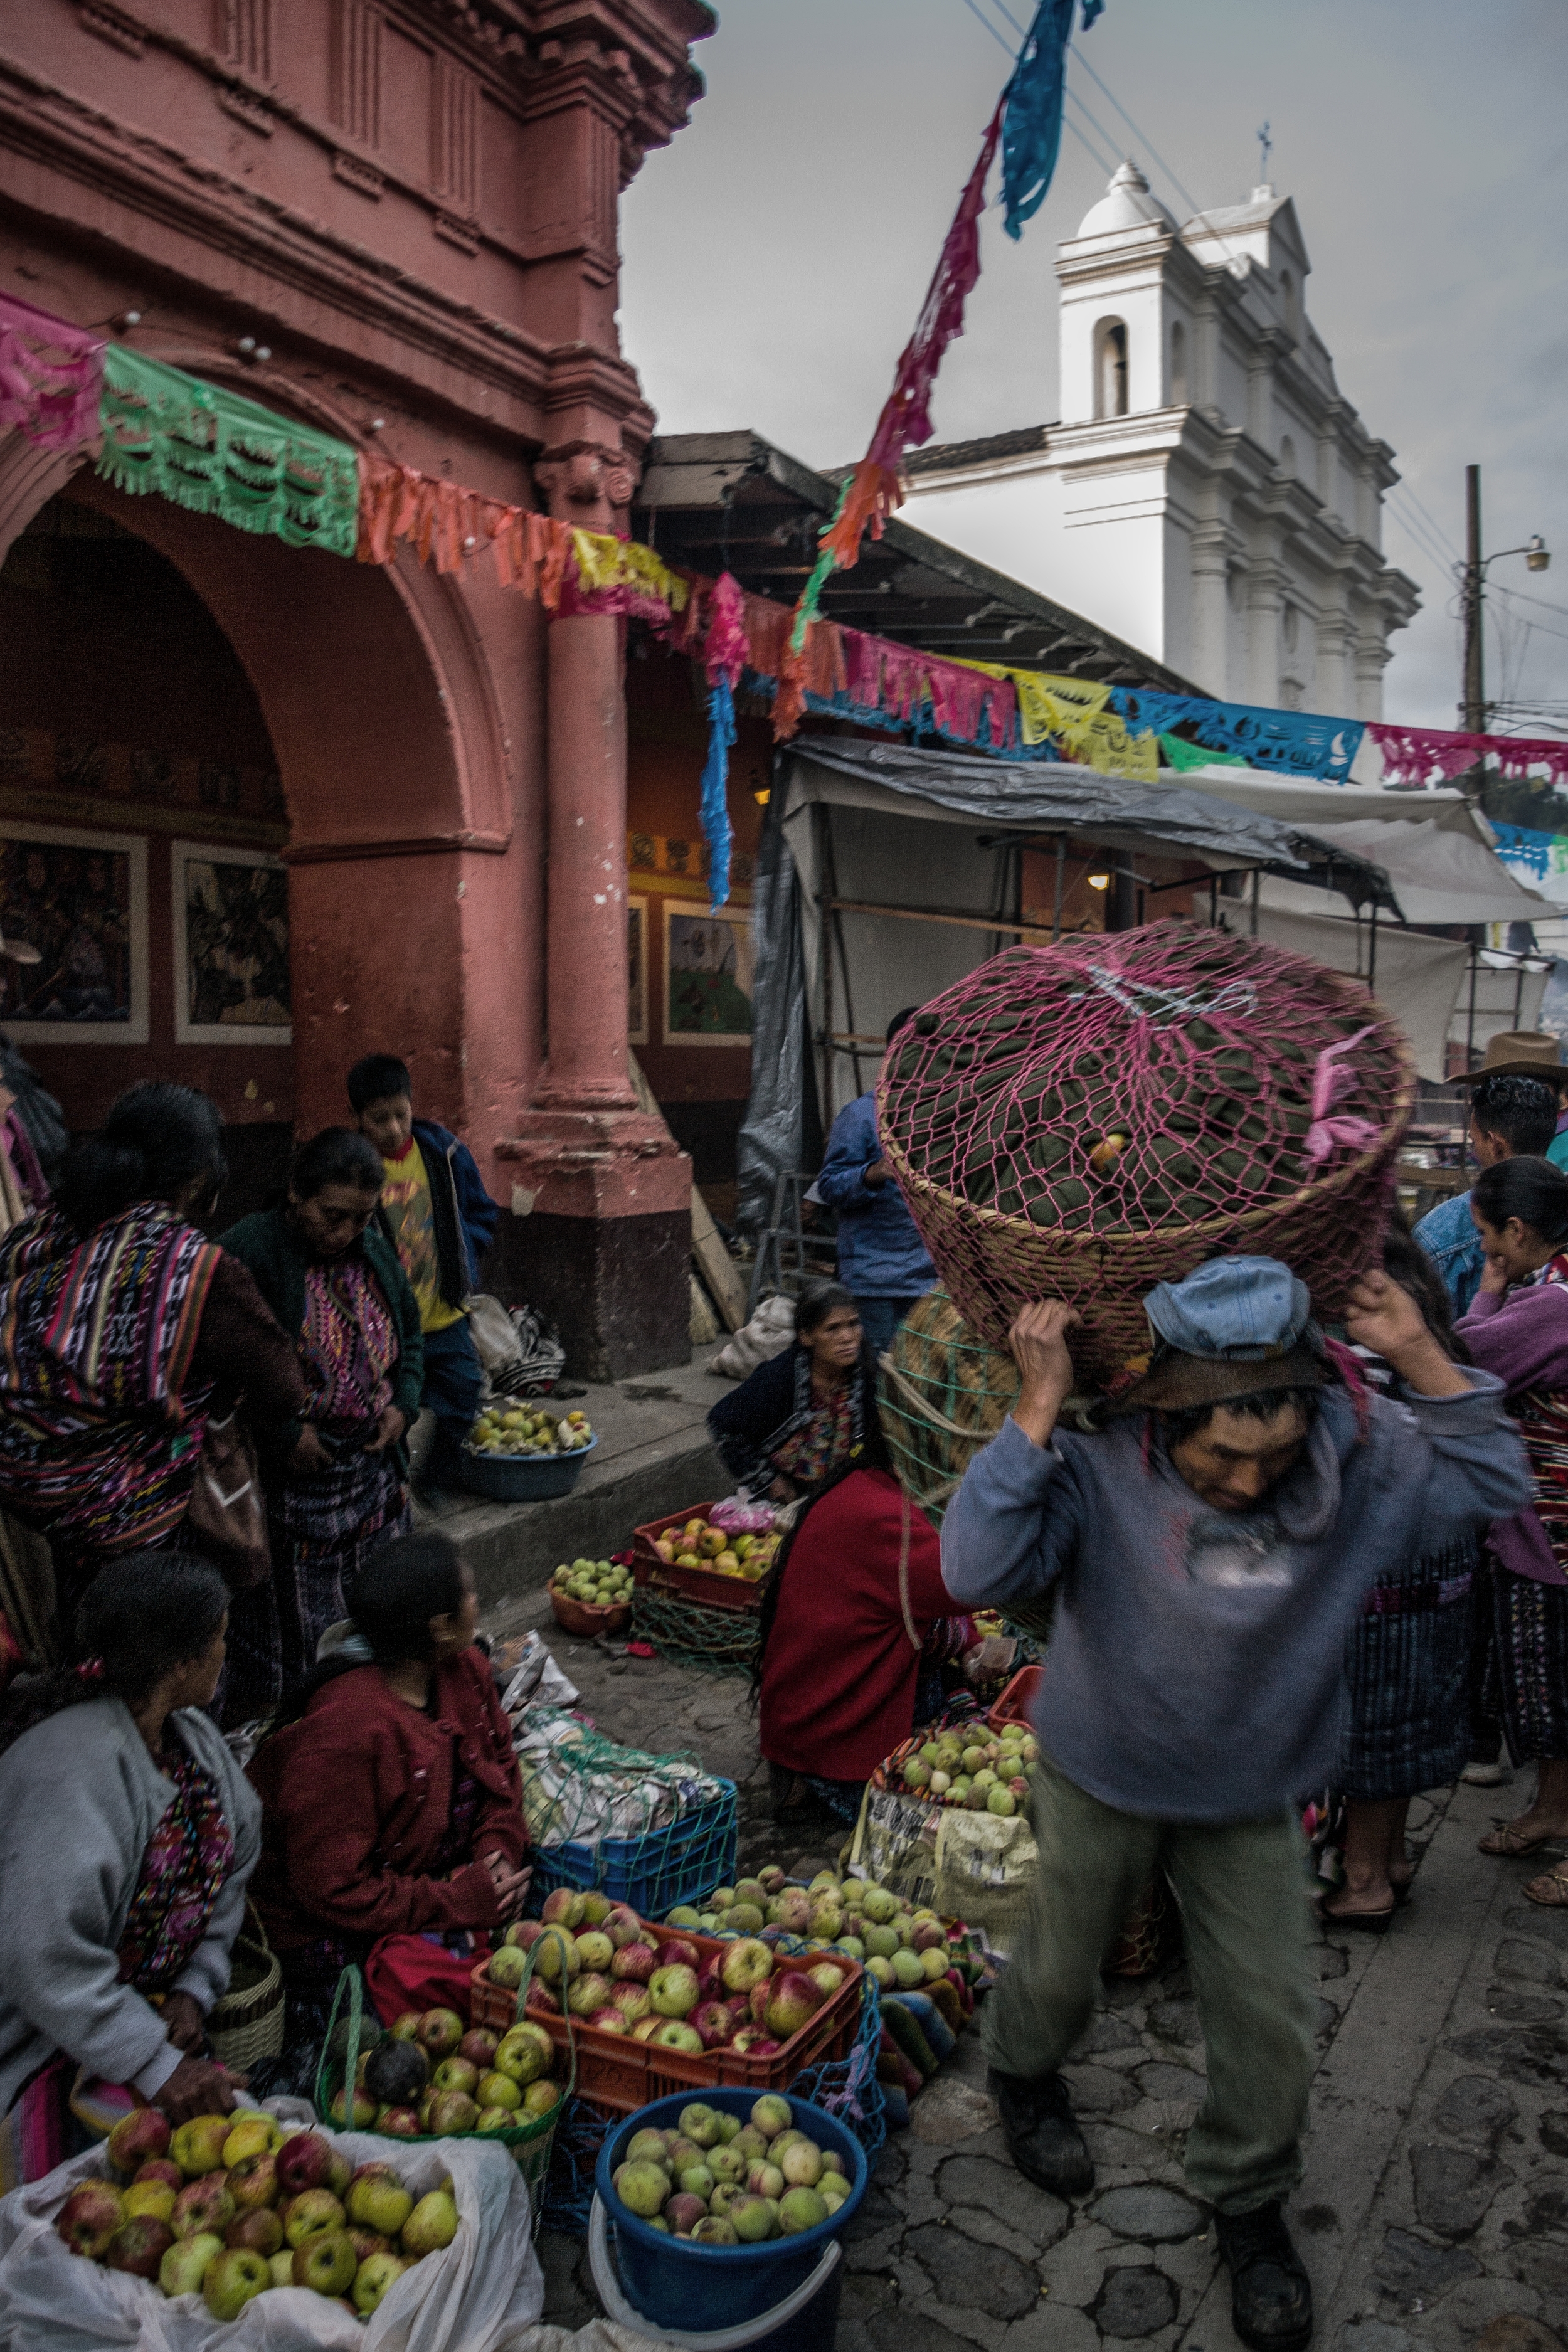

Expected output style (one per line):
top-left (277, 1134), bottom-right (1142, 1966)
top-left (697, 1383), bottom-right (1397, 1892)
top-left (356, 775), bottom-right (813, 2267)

top-left (956, 1), bottom-right (1118, 180)
top-left (957, 0), bottom-right (1016, 60)
top-left (1063, 83), bottom-right (1124, 176)
top-left (1397, 480), bottom-right (1462, 564)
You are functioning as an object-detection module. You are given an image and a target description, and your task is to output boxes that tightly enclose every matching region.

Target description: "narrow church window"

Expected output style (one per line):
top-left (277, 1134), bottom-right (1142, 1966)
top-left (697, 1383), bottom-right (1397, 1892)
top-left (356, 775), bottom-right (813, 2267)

top-left (1096, 320), bottom-right (1129, 420)
top-left (1170, 321), bottom-right (1187, 405)
top-left (1283, 603), bottom-right (1299, 650)
top-left (1279, 434), bottom-right (1296, 477)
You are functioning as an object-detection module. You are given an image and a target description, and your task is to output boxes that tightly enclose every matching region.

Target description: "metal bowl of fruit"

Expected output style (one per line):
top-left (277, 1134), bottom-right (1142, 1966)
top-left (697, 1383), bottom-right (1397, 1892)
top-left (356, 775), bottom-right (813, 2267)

top-left (548, 1556), bottom-right (635, 1638)
top-left (458, 1403), bottom-right (598, 1502)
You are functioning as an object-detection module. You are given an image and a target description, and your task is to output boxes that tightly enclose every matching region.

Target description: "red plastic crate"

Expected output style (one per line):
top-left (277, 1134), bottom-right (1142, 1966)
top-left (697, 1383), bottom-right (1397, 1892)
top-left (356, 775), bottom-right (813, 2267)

top-left (631, 1503), bottom-right (770, 1616)
top-left (988, 1662), bottom-right (1043, 1734)
top-left (470, 1920), bottom-right (863, 2116)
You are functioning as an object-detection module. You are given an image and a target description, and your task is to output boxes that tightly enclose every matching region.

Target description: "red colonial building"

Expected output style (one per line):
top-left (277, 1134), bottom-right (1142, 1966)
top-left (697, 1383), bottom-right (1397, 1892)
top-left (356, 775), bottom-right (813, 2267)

top-left (0, 0), bottom-right (710, 1375)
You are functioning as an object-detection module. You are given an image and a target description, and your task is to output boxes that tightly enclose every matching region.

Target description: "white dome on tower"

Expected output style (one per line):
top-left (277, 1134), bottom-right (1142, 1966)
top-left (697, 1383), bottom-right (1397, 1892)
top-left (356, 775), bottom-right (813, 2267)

top-left (1076, 159), bottom-right (1177, 239)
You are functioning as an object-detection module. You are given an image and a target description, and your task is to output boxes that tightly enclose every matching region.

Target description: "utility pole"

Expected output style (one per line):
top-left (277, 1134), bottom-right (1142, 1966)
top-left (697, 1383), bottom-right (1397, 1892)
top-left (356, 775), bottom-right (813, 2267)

top-left (1462, 463), bottom-right (1486, 734)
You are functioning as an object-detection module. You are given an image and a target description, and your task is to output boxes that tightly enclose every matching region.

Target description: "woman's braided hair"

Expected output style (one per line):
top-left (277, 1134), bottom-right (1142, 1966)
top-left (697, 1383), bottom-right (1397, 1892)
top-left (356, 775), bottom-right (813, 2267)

top-left (0, 1554), bottom-right (229, 1760)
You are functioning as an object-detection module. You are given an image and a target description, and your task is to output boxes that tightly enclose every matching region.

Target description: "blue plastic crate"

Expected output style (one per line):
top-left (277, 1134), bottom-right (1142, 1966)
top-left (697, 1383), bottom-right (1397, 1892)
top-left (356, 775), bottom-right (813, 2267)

top-left (528, 1779), bottom-right (737, 1922)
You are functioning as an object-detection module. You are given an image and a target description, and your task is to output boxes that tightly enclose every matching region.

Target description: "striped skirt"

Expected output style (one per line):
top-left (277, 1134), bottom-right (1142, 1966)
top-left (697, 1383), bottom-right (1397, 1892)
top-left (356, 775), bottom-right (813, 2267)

top-left (1338, 1535), bottom-right (1476, 1801)
top-left (1493, 1561), bottom-right (1568, 1766)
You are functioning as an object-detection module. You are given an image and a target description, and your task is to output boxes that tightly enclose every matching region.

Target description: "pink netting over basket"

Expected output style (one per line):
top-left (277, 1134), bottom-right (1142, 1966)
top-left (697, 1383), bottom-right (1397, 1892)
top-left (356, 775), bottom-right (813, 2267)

top-left (876, 921), bottom-right (1416, 1384)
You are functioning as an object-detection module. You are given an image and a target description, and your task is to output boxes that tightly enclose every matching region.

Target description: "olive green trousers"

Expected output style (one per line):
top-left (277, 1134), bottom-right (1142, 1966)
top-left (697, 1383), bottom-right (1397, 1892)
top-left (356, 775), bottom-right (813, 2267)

top-left (983, 1759), bottom-right (1316, 2214)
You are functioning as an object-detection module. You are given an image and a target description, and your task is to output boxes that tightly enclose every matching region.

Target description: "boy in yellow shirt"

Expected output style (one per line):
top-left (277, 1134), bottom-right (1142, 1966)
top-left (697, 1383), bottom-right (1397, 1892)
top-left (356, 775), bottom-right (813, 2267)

top-left (349, 1053), bottom-right (500, 1495)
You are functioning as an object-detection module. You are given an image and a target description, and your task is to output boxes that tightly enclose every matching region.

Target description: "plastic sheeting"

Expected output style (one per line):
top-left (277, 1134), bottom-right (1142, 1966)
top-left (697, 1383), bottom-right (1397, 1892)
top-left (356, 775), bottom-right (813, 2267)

top-left (1263, 816), bottom-right (1554, 928)
top-left (735, 800), bottom-right (811, 1233)
top-left (1252, 900), bottom-right (1470, 1082)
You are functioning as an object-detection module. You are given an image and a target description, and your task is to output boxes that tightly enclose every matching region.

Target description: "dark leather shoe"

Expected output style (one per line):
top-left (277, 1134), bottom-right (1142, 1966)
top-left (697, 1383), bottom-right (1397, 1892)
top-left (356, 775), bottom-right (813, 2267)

top-left (987, 2069), bottom-right (1095, 2196)
top-left (1214, 2202), bottom-right (1314, 2352)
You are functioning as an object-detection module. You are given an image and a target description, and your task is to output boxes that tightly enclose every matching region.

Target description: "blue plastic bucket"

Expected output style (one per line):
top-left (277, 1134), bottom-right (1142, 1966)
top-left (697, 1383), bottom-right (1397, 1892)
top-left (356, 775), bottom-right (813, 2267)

top-left (593, 2087), bottom-right (868, 2333)
top-left (588, 2198), bottom-right (844, 2352)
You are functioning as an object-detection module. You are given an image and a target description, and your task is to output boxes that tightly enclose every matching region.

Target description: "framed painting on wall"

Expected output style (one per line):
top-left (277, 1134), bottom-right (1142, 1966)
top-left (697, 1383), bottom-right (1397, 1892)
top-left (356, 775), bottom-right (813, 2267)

top-left (663, 898), bottom-right (755, 1046)
top-left (172, 841), bottom-right (292, 1045)
top-left (628, 897), bottom-right (648, 1046)
top-left (0, 821), bottom-right (149, 1044)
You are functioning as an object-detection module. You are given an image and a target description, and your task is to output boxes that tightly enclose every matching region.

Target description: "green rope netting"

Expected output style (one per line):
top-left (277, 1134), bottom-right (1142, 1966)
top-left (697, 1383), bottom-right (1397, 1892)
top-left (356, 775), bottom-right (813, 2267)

top-left (631, 1589), bottom-right (760, 1680)
top-left (877, 1290), bottom-right (1020, 1528)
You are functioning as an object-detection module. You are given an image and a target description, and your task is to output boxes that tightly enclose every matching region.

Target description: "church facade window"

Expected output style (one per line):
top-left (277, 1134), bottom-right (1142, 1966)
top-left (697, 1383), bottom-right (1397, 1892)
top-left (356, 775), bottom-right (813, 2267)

top-left (1170, 320), bottom-right (1188, 405)
top-left (1095, 319), bottom-right (1129, 418)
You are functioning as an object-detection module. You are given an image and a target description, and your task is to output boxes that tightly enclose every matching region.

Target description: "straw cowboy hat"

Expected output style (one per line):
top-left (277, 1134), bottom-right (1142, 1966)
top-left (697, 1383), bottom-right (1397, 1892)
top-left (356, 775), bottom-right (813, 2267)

top-left (1459, 1030), bottom-right (1568, 1087)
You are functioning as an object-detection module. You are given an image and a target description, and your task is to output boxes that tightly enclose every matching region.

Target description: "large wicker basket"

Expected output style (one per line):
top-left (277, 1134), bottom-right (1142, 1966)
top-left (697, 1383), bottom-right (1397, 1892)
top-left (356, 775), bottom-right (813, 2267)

top-left (878, 925), bottom-right (1416, 1384)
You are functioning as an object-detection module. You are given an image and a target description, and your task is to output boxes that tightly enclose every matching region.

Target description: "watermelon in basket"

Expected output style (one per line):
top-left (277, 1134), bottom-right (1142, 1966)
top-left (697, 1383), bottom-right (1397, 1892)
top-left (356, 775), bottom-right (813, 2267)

top-left (876, 921), bottom-right (1415, 1385)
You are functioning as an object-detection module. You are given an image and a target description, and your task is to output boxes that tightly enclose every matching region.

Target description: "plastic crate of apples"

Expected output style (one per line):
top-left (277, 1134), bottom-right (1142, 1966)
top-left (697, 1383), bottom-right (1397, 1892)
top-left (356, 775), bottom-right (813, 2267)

top-left (877, 1719), bottom-right (1041, 1819)
top-left (677, 1864), bottom-right (977, 2002)
top-left (633, 1502), bottom-right (780, 1615)
top-left (52, 2106), bottom-right (458, 2324)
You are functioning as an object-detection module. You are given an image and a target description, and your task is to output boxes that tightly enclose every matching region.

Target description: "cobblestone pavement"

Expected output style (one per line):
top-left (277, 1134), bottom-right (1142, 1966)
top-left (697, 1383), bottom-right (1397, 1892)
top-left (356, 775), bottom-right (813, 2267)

top-left (490, 1596), bottom-right (1568, 2352)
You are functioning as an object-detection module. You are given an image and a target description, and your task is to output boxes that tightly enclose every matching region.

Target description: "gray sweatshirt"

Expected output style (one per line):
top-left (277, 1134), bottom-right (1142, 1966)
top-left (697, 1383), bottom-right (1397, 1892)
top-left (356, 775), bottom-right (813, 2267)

top-left (0, 1699), bottom-right (262, 2119)
top-left (941, 1374), bottom-right (1532, 1821)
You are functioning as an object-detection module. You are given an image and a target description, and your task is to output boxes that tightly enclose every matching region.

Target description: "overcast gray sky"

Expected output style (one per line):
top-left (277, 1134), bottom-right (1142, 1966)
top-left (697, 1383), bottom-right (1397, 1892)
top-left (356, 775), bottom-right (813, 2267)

top-left (620, 0), bottom-right (1568, 741)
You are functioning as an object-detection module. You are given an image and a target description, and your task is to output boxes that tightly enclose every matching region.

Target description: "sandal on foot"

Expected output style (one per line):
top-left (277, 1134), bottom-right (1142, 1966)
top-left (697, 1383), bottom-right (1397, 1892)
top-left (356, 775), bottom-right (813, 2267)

top-left (1478, 1823), bottom-right (1562, 1857)
top-left (1316, 1897), bottom-right (1393, 1934)
top-left (1523, 1866), bottom-right (1568, 1909)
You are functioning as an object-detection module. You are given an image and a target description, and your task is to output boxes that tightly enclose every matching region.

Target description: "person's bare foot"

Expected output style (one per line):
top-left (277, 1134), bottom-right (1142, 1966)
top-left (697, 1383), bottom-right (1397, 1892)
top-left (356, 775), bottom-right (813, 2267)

top-left (1319, 1878), bottom-right (1396, 1924)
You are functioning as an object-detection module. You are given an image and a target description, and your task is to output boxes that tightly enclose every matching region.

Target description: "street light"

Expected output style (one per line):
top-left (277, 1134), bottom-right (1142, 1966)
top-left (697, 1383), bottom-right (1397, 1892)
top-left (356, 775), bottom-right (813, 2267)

top-left (1462, 466), bottom-right (1552, 732)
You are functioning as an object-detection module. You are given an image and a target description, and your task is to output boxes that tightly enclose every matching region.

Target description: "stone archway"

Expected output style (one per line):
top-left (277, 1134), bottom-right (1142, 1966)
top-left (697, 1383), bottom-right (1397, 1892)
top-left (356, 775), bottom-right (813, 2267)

top-left (0, 407), bottom-right (531, 1148)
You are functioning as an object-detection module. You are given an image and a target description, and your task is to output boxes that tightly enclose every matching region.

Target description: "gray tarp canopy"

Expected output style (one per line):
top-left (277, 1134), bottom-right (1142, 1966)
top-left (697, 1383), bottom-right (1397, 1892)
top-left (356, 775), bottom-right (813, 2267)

top-left (735, 739), bottom-right (1397, 1230)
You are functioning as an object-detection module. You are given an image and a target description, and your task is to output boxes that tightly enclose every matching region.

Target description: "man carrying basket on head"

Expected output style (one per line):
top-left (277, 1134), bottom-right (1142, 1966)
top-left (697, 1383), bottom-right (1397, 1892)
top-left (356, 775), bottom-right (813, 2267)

top-left (941, 1254), bottom-right (1530, 2352)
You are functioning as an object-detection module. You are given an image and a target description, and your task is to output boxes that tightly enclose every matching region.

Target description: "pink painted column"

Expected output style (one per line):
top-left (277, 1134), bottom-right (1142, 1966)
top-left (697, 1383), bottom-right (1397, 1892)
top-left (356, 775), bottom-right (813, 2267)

top-left (495, 447), bottom-right (691, 1377)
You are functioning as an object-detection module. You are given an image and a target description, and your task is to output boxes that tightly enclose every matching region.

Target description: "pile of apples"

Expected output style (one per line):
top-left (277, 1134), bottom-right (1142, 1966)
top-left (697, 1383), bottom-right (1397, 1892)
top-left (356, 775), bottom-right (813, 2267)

top-left (465, 1404), bottom-right (593, 1458)
top-left (549, 1556), bottom-right (634, 1611)
top-left (677, 1867), bottom-right (962, 1998)
top-left (329, 2006), bottom-right (563, 2140)
top-left (650, 1515), bottom-right (778, 1584)
top-left (54, 2108), bottom-right (458, 2323)
top-left (899, 1722), bottom-right (1038, 1816)
top-left (486, 1886), bottom-right (850, 2057)
top-left (609, 2095), bottom-right (850, 2247)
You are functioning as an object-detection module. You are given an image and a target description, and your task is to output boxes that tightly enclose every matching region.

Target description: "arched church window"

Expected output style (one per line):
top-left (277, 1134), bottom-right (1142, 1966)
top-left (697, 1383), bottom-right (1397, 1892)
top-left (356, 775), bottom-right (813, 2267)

top-left (1095, 320), bottom-right (1129, 420)
top-left (1169, 321), bottom-right (1188, 405)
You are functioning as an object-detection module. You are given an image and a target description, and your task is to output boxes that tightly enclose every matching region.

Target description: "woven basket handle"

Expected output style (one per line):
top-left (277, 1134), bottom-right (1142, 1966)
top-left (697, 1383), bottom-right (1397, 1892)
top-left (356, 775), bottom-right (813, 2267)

top-left (897, 1485), bottom-right (921, 1655)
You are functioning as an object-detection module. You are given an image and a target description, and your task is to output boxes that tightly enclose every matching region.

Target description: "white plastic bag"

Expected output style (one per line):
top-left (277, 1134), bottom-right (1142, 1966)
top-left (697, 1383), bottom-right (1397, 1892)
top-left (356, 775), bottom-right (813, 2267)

top-left (0, 2105), bottom-right (543, 2352)
top-left (709, 1292), bottom-right (794, 1380)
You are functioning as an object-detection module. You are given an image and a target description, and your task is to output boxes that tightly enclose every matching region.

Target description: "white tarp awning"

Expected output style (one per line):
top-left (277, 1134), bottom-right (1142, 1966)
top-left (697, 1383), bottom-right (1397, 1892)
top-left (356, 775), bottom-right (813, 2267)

top-left (1249, 905), bottom-right (1468, 1081)
top-left (1155, 768), bottom-right (1490, 842)
top-left (1260, 817), bottom-right (1554, 927)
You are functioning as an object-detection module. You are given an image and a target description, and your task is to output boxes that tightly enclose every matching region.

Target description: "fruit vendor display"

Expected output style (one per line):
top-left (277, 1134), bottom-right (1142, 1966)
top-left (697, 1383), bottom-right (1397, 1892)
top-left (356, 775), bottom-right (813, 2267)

top-left (465, 1402), bottom-right (594, 1458)
top-left (605, 2095), bottom-right (849, 2245)
top-left (671, 1865), bottom-right (980, 2010)
top-left (486, 1890), bottom-right (852, 2057)
top-left (56, 2107), bottom-right (458, 2319)
top-left (649, 1513), bottom-right (779, 1585)
top-left (896, 1721), bottom-right (1037, 1817)
top-left (876, 922), bottom-right (1415, 1380)
top-left (550, 1557), bottom-right (634, 1609)
top-left (368, 2004), bottom-right (566, 2136)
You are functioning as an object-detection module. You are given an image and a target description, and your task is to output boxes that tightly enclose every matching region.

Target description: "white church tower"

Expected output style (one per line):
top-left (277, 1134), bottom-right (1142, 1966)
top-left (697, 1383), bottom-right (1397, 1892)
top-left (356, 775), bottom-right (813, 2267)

top-left (900, 162), bottom-right (1419, 716)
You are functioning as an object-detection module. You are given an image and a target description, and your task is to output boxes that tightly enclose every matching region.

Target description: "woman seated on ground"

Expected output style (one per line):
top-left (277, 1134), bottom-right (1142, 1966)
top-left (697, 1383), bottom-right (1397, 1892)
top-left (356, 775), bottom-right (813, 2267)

top-left (221, 1129), bottom-right (424, 1721)
top-left (0, 1556), bottom-right (259, 2187)
top-left (246, 1534), bottom-right (528, 2085)
top-left (1325, 1213), bottom-right (1478, 1929)
top-left (1456, 1157), bottom-right (1568, 1908)
top-left (755, 1460), bottom-right (984, 1827)
top-left (709, 1280), bottom-right (879, 1501)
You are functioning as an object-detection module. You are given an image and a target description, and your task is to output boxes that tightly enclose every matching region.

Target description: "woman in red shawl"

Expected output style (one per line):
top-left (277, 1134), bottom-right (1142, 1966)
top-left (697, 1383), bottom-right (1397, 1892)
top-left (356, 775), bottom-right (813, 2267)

top-left (756, 1464), bottom-right (982, 1826)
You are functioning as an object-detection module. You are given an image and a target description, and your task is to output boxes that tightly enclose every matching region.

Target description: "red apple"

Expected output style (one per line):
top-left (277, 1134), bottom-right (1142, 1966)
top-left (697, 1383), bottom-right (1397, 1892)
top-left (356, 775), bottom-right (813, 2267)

top-left (748, 1981), bottom-right (772, 2025)
top-left (171, 2176), bottom-right (235, 2242)
top-left (502, 1919), bottom-right (543, 1952)
top-left (764, 1970), bottom-right (825, 2042)
top-left (660, 1939), bottom-right (700, 1971)
top-left (691, 2002), bottom-right (736, 2049)
top-left (105, 2215), bottom-right (174, 2278)
top-left (274, 2131), bottom-right (337, 2198)
top-left (378, 2107), bottom-right (423, 2139)
top-left (134, 2159), bottom-right (183, 2192)
top-left (664, 2192), bottom-right (708, 2236)
top-left (226, 2153), bottom-right (280, 2212)
top-left (458, 2028), bottom-right (498, 2071)
top-left (729, 2026), bottom-right (775, 2055)
top-left (726, 1994), bottom-right (751, 2018)
top-left (426, 2089), bottom-right (479, 2135)
top-left (57, 2181), bottom-right (127, 2259)
top-left (416, 2008), bottom-right (464, 2059)
top-left (539, 1888), bottom-right (585, 1928)
top-left (346, 2225), bottom-right (394, 2261)
top-left (526, 1981), bottom-right (561, 2015)
top-left (224, 2207), bottom-right (283, 2258)
top-left (591, 2008), bottom-right (630, 2035)
top-left (612, 1983), bottom-right (652, 2022)
top-left (602, 1905), bottom-right (643, 1949)
top-left (106, 2105), bottom-right (172, 2177)
top-left (610, 1942), bottom-right (657, 1984)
